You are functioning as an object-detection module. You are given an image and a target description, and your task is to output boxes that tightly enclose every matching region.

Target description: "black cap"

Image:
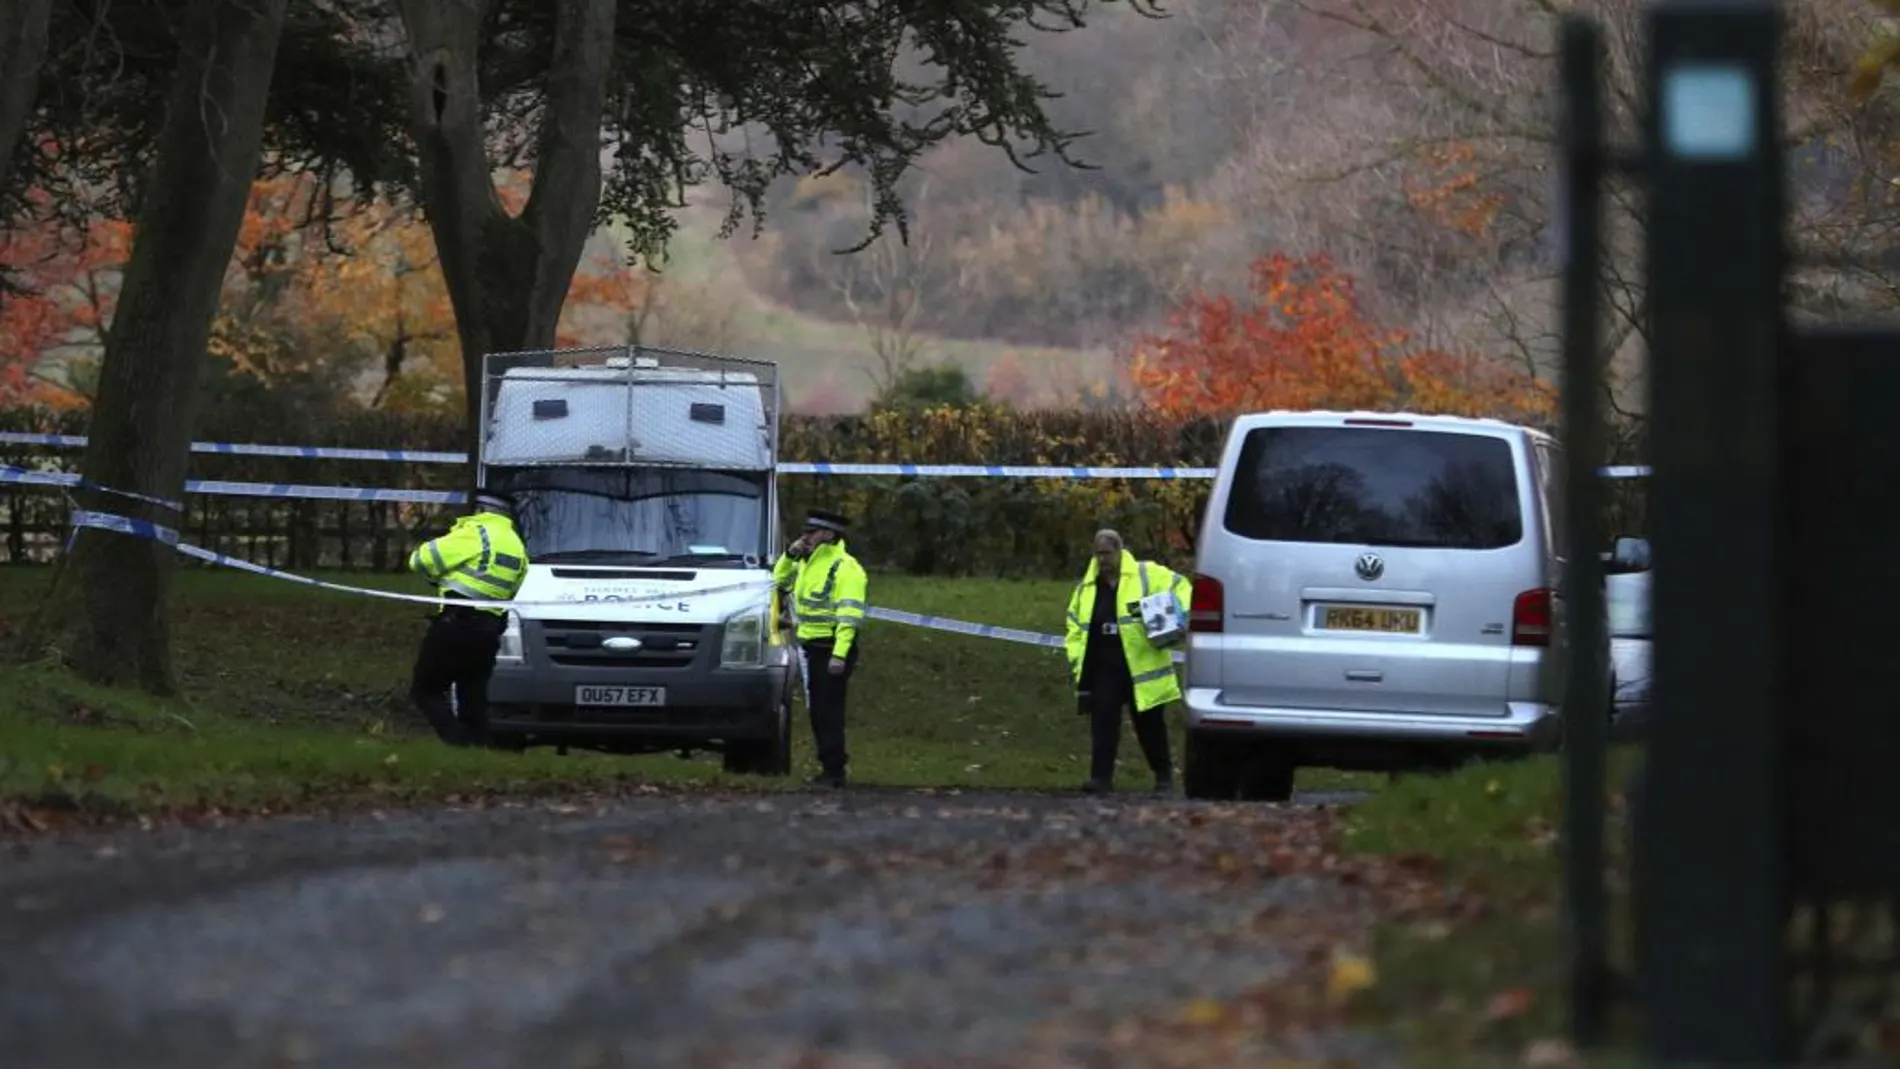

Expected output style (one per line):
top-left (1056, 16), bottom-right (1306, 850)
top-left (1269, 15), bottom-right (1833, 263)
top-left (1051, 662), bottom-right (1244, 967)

top-left (804, 508), bottom-right (849, 535)
top-left (472, 488), bottom-right (516, 514)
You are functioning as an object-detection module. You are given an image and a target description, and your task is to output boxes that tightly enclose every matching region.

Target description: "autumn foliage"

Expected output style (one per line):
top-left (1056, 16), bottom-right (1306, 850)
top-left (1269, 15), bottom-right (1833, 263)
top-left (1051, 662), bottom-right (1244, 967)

top-left (1129, 252), bottom-right (1555, 426)
top-left (1403, 142), bottom-right (1507, 239)
top-left (0, 191), bottom-right (132, 407)
top-left (0, 171), bottom-right (646, 415)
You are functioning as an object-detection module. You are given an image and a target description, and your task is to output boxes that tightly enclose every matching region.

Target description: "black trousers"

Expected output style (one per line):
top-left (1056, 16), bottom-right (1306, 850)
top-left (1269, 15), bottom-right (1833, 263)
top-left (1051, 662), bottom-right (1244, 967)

top-left (1083, 670), bottom-right (1173, 785)
top-left (410, 608), bottom-right (507, 747)
top-left (801, 639), bottom-right (858, 777)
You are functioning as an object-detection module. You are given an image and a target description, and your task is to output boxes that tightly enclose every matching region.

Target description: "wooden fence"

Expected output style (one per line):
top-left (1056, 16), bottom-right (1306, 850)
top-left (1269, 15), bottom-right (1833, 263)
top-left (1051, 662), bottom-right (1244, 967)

top-left (0, 403), bottom-right (1649, 576)
top-left (0, 492), bottom-right (461, 571)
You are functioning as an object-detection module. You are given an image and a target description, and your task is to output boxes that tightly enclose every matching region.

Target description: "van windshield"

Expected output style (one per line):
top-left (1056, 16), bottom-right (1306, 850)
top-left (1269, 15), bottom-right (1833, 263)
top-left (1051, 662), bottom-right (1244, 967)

top-left (489, 468), bottom-right (769, 566)
top-left (1222, 426), bottom-right (1524, 550)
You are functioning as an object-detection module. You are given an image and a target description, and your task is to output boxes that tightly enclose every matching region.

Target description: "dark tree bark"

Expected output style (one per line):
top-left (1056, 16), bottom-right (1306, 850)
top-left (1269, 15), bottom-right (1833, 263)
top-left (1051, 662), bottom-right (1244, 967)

top-left (0, 0), bottom-right (54, 201)
top-left (395, 0), bottom-right (616, 441)
top-left (29, 0), bottom-right (290, 692)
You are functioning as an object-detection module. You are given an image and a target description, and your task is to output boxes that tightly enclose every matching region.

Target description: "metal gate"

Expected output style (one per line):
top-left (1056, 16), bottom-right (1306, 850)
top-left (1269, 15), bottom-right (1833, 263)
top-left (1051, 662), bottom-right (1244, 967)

top-left (1560, 1), bottom-right (1900, 1062)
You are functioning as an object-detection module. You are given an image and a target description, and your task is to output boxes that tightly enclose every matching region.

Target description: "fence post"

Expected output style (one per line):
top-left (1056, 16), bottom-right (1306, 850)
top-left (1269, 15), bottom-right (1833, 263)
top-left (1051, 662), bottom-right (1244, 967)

top-left (6, 492), bottom-right (23, 564)
top-left (338, 500), bottom-right (352, 569)
top-left (1636, 0), bottom-right (1787, 1060)
top-left (1557, 12), bottom-right (1611, 1049)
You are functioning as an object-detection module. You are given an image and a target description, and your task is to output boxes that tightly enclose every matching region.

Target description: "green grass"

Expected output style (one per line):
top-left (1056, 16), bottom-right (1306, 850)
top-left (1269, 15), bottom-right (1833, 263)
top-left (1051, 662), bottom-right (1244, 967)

top-left (1, 563), bottom-right (1657, 1060)
top-left (0, 566), bottom-right (1299, 815)
top-left (1340, 750), bottom-right (1648, 1066)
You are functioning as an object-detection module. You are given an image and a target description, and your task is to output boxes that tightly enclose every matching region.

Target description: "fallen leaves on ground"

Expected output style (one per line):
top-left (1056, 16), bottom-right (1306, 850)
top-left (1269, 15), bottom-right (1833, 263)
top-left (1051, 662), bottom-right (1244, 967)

top-left (1520, 1036), bottom-right (1581, 1066)
top-left (0, 788), bottom-right (1541, 1064)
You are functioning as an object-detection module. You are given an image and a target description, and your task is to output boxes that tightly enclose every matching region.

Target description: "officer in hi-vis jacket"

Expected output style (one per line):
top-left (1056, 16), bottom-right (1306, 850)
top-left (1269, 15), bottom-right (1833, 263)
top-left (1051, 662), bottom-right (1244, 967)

top-left (773, 508), bottom-right (869, 788)
top-left (1064, 528), bottom-right (1192, 794)
top-left (407, 488), bottom-right (529, 747)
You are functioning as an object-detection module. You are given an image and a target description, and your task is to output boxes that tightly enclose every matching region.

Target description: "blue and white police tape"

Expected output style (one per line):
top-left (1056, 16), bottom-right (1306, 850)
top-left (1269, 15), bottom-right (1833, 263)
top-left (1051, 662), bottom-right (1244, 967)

top-left (0, 431), bottom-right (1660, 480)
top-left (863, 605), bottom-right (1187, 664)
top-left (67, 510), bottom-right (777, 610)
top-left (67, 508), bottom-right (1165, 660)
top-left (0, 431), bottom-right (466, 465)
top-left (780, 462), bottom-right (1215, 479)
top-left (0, 466), bottom-right (187, 511)
top-left (0, 467), bottom-right (461, 505)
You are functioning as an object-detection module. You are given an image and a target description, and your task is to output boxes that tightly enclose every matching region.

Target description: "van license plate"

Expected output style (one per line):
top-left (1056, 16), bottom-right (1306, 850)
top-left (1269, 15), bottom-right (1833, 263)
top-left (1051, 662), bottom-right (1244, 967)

top-left (575, 685), bottom-right (666, 707)
top-left (1320, 606), bottom-right (1422, 634)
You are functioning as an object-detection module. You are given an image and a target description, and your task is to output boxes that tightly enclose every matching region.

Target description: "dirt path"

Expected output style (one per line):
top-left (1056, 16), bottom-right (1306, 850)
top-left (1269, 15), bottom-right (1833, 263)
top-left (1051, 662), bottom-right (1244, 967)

top-left (0, 788), bottom-right (1403, 1068)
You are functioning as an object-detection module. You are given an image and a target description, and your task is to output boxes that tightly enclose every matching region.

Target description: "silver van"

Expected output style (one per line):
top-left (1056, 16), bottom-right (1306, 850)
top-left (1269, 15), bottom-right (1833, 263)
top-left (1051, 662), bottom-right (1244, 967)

top-left (1182, 410), bottom-right (1573, 800)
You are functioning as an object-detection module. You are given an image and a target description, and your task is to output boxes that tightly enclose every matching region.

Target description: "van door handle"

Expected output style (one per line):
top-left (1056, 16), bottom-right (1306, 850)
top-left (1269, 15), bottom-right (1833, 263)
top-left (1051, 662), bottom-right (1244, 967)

top-left (1345, 669), bottom-right (1383, 683)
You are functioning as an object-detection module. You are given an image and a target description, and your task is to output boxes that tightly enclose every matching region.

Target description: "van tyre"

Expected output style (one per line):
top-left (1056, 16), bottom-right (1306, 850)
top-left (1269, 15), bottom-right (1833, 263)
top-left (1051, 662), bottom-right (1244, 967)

top-left (1184, 730), bottom-right (1243, 800)
top-left (1236, 743), bottom-right (1297, 802)
top-left (723, 695), bottom-right (793, 777)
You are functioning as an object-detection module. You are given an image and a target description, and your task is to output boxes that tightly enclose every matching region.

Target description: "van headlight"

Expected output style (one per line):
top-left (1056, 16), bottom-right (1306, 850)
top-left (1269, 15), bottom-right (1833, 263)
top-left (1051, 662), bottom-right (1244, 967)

top-left (497, 611), bottom-right (524, 664)
top-left (720, 605), bottom-right (767, 668)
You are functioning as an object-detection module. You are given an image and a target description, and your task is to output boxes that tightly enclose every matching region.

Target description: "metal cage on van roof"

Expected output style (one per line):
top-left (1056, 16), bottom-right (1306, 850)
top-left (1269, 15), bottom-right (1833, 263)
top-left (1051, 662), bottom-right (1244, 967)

top-left (477, 345), bottom-right (780, 473)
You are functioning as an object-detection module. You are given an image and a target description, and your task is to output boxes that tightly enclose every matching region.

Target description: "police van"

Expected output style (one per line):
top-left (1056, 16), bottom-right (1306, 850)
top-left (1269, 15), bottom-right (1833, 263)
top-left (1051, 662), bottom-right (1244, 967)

top-left (474, 346), bottom-right (796, 774)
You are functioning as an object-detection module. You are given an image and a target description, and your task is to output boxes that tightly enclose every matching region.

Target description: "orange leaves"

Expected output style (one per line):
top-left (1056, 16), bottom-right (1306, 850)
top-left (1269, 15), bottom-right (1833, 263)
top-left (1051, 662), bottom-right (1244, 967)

top-left (1400, 347), bottom-right (1556, 425)
top-left (1129, 252), bottom-right (1402, 419)
top-left (3, 168), bottom-right (648, 414)
top-left (1129, 251), bottom-right (1555, 426)
top-left (1404, 141), bottom-right (1506, 239)
top-left (0, 199), bottom-right (131, 407)
top-left (555, 241), bottom-right (651, 350)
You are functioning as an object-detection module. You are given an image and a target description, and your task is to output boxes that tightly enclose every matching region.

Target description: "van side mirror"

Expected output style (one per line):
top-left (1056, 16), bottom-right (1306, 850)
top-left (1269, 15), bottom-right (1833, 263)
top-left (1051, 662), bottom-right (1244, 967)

top-left (1606, 535), bottom-right (1651, 573)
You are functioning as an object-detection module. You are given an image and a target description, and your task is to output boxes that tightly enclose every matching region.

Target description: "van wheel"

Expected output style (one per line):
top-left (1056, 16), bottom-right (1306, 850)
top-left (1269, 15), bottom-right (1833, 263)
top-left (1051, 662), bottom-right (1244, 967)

top-left (723, 696), bottom-right (793, 777)
top-left (1184, 731), bottom-right (1243, 800)
top-left (1236, 744), bottom-right (1297, 802)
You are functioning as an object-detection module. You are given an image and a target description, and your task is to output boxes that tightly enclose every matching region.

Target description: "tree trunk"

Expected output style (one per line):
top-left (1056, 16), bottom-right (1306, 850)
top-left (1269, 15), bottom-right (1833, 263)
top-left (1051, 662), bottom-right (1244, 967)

top-left (27, 0), bottom-right (290, 692)
top-left (395, 0), bottom-right (616, 443)
top-left (0, 0), bottom-right (53, 198)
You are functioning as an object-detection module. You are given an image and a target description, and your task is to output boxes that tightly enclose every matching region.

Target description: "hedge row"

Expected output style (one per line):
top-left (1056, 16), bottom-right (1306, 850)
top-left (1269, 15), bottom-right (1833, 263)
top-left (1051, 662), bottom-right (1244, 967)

top-left (0, 404), bottom-right (1644, 577)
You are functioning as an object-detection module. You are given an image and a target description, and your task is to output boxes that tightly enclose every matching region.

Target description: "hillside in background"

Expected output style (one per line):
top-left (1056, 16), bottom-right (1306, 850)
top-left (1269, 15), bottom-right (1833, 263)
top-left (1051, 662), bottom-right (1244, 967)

top-left (597, 203), bottom-right (1113, 414)
top-left (8, 0), bottom-right (1894, 427)
top-left (609, 0), bottom-right (1899, 426)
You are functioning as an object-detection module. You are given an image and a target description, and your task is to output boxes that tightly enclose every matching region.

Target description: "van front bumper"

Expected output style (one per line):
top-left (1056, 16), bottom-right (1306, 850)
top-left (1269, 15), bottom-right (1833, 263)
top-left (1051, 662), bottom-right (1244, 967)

top-left (1183, 687), bottom-right (1563, 750)
top-left (487, 662), bottom-right (792, 741)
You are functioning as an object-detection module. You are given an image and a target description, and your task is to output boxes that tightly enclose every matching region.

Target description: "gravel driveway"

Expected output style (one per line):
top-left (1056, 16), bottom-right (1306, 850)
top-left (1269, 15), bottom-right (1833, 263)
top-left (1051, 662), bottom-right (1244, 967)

top-left (0, 787), bottom-right (1396, 1069)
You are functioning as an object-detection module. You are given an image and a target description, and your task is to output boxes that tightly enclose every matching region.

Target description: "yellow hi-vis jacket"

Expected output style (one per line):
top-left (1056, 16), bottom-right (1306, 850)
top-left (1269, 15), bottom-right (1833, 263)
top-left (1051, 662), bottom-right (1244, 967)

top-left (772, 540), bottom-right (868, 656)
top-left (1064, 549), bottom-right (1192, 713)
top-left (408, 512), bottom-right (529, 616)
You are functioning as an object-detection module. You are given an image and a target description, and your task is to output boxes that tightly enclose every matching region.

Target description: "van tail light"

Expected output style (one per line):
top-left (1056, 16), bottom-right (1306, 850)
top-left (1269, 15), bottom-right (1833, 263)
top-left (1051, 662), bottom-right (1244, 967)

top-left (1189, 573), bottom-right (1224, 633)
top-left (1511, 588), bottom-right (1553, 646)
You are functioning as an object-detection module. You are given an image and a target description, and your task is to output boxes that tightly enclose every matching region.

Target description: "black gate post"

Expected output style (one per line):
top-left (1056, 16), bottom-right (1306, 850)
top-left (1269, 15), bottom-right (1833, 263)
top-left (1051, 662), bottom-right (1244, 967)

top-left (1636, 0), bottom-right (1788, 1061)
top-left (1556, 13), bottom-right (1611, 1050)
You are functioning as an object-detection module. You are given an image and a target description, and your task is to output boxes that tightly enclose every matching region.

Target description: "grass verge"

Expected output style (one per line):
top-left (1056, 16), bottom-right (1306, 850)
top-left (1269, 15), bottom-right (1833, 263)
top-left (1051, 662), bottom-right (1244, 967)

top-left (0, 565), bottom-right (1366, 821)
top-left (1339, 749), bottom-right (1648, 1067)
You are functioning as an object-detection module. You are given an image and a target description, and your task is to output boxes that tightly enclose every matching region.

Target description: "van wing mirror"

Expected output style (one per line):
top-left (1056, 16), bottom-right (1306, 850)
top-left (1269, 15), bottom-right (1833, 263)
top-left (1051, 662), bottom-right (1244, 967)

top-left (1606, 535), bottom-right (1651, 573)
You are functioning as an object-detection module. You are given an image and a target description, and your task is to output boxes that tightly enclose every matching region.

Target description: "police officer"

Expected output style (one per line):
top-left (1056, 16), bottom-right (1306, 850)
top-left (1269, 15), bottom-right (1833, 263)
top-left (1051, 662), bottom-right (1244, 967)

top-left (1063, 528), bottom-right (1192, 794)
top-left (407, 488), bottom-right (529, 747)
top-left (773, 508), bottom-right (869, 788)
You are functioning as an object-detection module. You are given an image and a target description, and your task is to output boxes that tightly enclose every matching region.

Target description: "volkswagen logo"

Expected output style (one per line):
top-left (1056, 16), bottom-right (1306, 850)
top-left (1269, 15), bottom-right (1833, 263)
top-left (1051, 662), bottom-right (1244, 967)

top-left (1354, 553), bottom-right (1385, 581)
top-left (602, 636), bottom-right (643, 652)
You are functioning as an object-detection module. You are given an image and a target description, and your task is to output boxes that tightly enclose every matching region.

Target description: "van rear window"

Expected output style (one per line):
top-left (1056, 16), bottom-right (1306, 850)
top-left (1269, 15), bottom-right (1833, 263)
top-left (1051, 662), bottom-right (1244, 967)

top-left (1222, 426), bottom-right (1524, 549)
